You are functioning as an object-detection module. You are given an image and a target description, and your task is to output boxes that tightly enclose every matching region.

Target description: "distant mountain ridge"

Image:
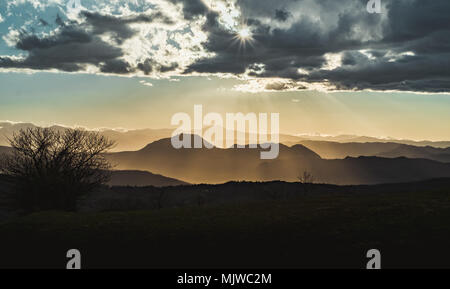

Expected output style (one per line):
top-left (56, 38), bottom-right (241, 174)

top-left (105, 135), bottom-right (450, 185)
top-left (289, 135), bottom-right (450, 148)
top-left (299, 141), bottom-right (450, 162)
top-left (4, 131), bottom-right (450, 185)
top-left (2, 121), bottom-right (450, 152)
top-left (0, 122), bottom-right (172, 152)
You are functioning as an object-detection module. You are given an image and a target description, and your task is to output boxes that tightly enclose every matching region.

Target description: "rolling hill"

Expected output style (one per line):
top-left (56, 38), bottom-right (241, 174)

top-left (108, 170), bottom-right (187, 187)
top-left (299, 140), bottom-right (450, 162)
top-left (105, 135), bottom-right (450, 185)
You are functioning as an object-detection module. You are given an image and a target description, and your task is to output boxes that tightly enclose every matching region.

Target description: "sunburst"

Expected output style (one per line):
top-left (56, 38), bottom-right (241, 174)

top-left (237, 27), bottom-right (252, 40)
top-left (232, 25), bottom-right (254, 51)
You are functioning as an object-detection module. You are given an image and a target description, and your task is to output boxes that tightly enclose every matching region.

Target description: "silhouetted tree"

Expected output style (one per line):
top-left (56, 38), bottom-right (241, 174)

top-left (0, 128), bottom-right (115, 212)
top-left (298, 170), bottom-right (314, 184)
top-left (298, 170), bottom-right (315, 194)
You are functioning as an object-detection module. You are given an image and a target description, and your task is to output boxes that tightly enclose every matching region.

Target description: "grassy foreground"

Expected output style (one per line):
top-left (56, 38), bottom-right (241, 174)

top-left (0, 190), bottom-right (449, 268)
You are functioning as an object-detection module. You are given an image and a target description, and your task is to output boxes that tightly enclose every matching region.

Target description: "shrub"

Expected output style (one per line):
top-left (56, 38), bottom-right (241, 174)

top-left (0, 128), bottom-right (115, 212)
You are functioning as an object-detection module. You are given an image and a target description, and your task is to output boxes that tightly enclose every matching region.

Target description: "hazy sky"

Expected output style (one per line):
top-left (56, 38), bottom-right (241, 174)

top-left (1, 0), bottom-right (450, 141)
top-left (1, 71), bottom-right (450, 141)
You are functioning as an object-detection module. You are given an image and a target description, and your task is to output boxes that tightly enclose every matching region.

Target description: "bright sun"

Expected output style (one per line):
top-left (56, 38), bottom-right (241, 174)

top-left (232, 25), bottom-right (254, 50)
top-left (238, 27), bottom-right (252, 40)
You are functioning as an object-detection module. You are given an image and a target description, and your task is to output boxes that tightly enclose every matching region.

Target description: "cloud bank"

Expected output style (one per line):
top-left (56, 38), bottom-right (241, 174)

top-left (0, 0), bottom-right (449, 93)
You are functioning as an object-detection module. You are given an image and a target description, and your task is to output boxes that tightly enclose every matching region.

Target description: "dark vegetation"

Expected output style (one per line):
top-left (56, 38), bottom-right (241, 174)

top-left (1, 167), bottom-right (450, 268)
top-left (75, 178), bottom-right (450, 212)
top-left (0, 128), bottom-right (114, 212)
top-left (0, 181), bottom-right (449, 268)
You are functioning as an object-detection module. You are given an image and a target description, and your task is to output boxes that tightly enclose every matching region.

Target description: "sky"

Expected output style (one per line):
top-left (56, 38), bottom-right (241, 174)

top-left (0, 0), bottom-right (450, 141)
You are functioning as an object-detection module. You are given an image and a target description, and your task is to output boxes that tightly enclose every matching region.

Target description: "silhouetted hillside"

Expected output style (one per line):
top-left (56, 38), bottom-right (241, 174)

top-left (105, 135), bottom-right (450, 185)
top-left (106, 135), bottom-right (320, 184)
top-left (109, 170), bottom-right (188, 187)
top-left (300, 140), bottom-right (450, 162)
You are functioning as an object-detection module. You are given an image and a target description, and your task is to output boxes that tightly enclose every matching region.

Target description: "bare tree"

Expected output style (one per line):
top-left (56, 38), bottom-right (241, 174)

top-left (298, 170), bottom-right (314, 184)
top-left (0, 128), bottom-right (115, 212)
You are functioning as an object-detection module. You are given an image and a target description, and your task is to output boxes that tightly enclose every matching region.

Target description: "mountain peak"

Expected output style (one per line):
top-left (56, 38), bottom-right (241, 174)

top-left (140, 134), bottom-right (213, 151)
top-left (289, 144), bottom-right (322, 159)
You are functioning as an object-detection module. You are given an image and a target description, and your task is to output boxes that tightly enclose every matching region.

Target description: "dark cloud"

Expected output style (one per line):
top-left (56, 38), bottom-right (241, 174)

top-left (82, 11), bottom-right (174, 44)
top-left (1, 25), bottom-right (121, 72)
top-left (274, 9), bottom-right (290, 22)
top-left (184, 0), bottom-right (450, 92)
top-left (136, 59), bottom-right (179, 74)
top-left (0, 10), bottom-right (172, 73)
top-left (100, 59), bottom-right (135, 74)
top-left (341, 51), bottom-right (370, 66)
top-left (308, 52), bottom-right (450, 92)
top-left (159, 62), bottom-right (179, 73)
top-left (168, 0), bottom-right (209, 19)
top-left (186, 1), bottom-right (372, 77)
top-left (1, 0), bottom-right (449, 93)
top-left (137, 59), bottom-right (155, 75)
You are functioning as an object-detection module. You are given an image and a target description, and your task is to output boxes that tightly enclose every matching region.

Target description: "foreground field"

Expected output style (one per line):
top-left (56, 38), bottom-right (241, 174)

top-left (0, 189), bottom-right (449, 268)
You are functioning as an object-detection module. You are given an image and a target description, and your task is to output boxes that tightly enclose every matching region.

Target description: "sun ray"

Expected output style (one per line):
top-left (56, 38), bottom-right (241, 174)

top-left (238, 27), bottom-right (251, 40)
top-left (231, 25), bottom-right (255, 52)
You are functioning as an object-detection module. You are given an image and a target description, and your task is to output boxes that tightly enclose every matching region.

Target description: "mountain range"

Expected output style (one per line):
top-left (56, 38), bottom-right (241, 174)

top-left (3, 122), bottom-right (450, 186)
top-left (299, 141), bottom-right (450, 162)
top-left (105, 135), bottom-right (450, 185)
top-left (2, 121), bottom-right (450, 151)
top-left (0, 122), bottom-right (172, 152)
